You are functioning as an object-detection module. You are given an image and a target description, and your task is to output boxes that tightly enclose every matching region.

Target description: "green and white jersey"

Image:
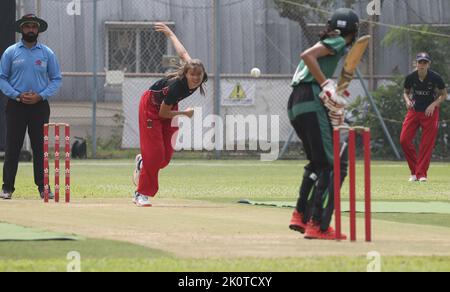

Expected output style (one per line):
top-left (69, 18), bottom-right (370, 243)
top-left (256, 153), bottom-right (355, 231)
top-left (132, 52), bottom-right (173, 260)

top-left (291, 36), bottom-right (347, 87)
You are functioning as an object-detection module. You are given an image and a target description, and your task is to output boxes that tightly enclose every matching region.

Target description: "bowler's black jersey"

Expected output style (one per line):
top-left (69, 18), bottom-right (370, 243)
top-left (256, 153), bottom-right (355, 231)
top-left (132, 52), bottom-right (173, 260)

top-left (150, 77), bottom-right (197, 106)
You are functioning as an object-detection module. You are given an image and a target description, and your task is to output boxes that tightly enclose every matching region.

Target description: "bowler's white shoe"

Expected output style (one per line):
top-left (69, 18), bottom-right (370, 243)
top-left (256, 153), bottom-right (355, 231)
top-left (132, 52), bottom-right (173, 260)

top-left (133, 154), bottom-right (143, 186)
top-left (418, 177), bottom-right (428, 183)
top-left (133, 192), bottom-right (152, 207)
top-left (409, 175), bottom-right (418, 182)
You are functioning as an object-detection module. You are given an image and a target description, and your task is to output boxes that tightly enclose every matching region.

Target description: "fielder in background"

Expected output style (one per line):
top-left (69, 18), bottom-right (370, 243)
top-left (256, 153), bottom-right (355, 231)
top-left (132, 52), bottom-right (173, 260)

top-left (400, 52), bottom-right (447, 183)
top-left (287, 8), bottom-right (360, 240)
top-left (0, 14), bottom-right (62, 200)
top-left (132, 23), bottom-right (208, 207)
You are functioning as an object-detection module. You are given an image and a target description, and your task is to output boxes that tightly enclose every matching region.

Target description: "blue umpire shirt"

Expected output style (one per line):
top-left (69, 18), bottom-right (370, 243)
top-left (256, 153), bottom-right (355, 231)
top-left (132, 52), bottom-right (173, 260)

top-left (0, 40), bottom-right (62, 100)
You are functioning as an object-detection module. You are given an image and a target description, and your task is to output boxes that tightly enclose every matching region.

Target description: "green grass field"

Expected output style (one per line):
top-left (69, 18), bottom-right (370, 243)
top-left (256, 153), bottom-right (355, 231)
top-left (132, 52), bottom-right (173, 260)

top-left (7, 160), bottom-right (450, 202)
top-left (0, 159), bottom-right (450, 272)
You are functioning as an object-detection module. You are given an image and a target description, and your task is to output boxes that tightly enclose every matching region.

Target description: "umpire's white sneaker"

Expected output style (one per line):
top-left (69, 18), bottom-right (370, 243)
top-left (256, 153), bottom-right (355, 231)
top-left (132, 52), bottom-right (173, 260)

top-left (133, 154), bottom-right (143, 186)
top-left (133, 192), bottom-right (152, 207)
top-left (409, 175), bottom-right (418, 182)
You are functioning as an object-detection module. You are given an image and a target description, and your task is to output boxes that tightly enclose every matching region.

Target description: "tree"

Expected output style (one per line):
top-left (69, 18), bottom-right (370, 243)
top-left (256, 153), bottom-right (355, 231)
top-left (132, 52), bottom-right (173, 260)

top-left (382, 25), bottom-right (450, 83)
top-left (350, 75), bottom-right (405, 158)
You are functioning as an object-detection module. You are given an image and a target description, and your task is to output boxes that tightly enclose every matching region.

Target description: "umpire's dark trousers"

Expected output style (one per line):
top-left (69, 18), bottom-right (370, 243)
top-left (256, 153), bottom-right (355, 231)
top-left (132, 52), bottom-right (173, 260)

top-left (2, 99), bottom-right (50, 193)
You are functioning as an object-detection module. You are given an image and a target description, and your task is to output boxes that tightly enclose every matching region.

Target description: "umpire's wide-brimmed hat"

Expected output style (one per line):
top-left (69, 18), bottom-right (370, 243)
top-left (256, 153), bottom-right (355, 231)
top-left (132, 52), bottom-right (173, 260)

top-left (15, 14), bottom-right (48, 33)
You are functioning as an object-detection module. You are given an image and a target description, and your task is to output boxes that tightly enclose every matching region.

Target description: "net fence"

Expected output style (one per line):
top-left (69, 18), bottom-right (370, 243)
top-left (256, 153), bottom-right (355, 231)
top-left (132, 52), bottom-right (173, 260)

top-left (11, 0), bottom-right (450, 159)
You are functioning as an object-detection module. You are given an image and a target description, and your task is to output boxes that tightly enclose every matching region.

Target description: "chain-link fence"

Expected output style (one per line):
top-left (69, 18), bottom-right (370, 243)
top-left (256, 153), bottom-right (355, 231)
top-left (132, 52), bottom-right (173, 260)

top-left (12, 0), bottom-right (450, 160)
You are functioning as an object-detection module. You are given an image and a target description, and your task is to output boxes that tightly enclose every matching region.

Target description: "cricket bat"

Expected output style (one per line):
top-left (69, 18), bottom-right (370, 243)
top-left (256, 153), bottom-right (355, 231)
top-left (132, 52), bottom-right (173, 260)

top-left (337, 35), bottom-right (371, 95)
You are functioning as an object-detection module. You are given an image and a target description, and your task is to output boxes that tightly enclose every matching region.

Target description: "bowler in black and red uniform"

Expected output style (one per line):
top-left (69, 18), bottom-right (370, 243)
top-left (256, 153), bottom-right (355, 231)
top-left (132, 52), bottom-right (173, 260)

top-left (400, 52), bottom-right (447, 182)
top-left (132, 23), bottom-right (207, 207)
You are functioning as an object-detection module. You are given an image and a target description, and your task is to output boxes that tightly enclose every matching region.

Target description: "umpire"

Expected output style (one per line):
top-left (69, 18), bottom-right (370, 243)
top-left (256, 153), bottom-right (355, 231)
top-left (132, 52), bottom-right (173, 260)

top-left (0, 14), bottom-right (62, 200)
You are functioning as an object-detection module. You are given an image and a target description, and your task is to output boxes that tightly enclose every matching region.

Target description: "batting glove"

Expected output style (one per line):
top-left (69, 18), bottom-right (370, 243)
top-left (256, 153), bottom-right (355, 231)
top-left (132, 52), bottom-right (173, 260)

top-left (329, 107), bottom-right (346, 127)
top-left (329, 89), bottom-right (351, 127)
top-left (319, 79), bottom-right (350, 111)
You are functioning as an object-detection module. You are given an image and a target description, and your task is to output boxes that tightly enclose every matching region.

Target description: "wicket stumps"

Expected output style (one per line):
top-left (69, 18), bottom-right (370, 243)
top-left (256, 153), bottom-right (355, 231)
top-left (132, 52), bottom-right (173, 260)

top-left (44, 123), bottom-right (71, 203)
top-left (333, 126), bottom-right (371, 242)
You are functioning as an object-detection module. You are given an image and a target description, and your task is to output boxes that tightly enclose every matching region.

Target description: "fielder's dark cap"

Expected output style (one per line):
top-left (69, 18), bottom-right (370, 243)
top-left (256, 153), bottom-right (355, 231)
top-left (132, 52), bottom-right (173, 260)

top-left (416, 52), bottom-right (431, 62)
top-left (16, 14), bottom-right (48, 33)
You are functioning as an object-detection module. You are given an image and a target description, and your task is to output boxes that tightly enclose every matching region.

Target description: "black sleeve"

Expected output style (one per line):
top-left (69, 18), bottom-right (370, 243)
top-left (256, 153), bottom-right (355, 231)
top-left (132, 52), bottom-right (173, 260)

top-left (436, 74), bottom-right (446, 90)
top-left (404, 75), bottom-right (412, 90)
top-left (163, 80), bottom-right (183, 106)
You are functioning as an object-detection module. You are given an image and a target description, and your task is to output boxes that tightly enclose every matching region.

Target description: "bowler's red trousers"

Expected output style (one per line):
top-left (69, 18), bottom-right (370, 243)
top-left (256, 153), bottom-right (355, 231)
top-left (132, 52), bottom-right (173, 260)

top-left (400, 109), bottom-right (439, 179)
top-left (137, 91), bottom-right (179, 197)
